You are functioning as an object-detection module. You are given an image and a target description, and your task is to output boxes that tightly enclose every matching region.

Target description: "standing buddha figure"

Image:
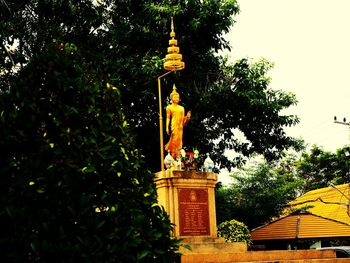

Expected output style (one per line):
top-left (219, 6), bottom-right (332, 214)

top-left (165, 84), bottom-right (191, 157)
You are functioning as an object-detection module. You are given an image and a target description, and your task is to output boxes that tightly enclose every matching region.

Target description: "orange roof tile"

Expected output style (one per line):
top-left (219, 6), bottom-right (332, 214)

top-left (251, 183), bottom-right (350, 241)
top-left (251, 214), bottom-right (299, 240)
top-left (290, 183), bottom-right (350, 224)
top-left (252, 213), bottom-right (350, 240)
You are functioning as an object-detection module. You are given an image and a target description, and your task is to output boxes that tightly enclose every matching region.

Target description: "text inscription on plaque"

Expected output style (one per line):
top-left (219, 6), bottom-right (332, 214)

top-left (178, 188), bottom-right (210, 236)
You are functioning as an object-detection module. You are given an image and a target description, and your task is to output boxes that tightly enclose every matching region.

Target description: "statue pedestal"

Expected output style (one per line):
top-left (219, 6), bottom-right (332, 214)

top-left (154, 170), bottom-right (218, 238)
top-left (154, 170), bottom-right (247, 256)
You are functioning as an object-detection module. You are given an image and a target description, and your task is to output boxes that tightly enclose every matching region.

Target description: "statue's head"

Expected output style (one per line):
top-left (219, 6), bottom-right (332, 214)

top-left (170, 84), bottom-right (180, 102)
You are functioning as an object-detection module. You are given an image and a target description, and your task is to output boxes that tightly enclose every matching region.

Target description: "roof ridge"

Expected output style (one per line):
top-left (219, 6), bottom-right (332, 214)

top-left (305, 211), bottom-right (350, 227)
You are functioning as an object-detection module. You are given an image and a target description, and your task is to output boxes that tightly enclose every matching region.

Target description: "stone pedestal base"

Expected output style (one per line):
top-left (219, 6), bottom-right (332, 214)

top-left (154, 170), bottom-right (218, 238)
top-left (154, 169), bottom-right (247, 259)
top-left (179, 236), bottom-right (247, 255)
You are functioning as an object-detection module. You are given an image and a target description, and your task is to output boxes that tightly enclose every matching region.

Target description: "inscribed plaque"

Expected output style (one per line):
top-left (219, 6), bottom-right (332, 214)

top-left (178, 188), bottom-right (210, 236)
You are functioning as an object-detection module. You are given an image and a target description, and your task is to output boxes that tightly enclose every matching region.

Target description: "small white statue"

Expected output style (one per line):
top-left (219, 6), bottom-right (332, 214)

top-left (203, 153), bottom-right (214, 172)
top-left (164, 151), bottom-right (174, 169)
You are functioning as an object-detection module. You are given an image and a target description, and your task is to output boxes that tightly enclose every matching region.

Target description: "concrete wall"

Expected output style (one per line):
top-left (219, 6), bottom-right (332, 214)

top-left (181, 249), bottom-right (341, 263)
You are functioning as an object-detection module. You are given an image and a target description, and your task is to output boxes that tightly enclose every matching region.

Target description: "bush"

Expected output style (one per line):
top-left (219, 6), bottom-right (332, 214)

top-left (0, 43), bottom-right (180, 262)
top-left (217, 219), bottom-right (252, 245)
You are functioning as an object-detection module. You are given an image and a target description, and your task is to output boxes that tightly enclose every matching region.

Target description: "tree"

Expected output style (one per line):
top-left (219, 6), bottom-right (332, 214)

top-left (216, 144), bottom-right (350, 229)
top-left (296, 145), bottom-right (350, 192)
top-left (1, 0), bottom-right (300, 172)
top-left (196, 58), bottom-right (300, 169)
top-left (216, 156), bottom-right (303, 229)
top-left (0, 41), bottom-right (180, 261)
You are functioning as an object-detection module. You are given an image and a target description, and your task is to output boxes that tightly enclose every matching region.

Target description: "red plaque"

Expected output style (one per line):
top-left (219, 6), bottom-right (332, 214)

top-left (178, 188), bottom-right (210, 236)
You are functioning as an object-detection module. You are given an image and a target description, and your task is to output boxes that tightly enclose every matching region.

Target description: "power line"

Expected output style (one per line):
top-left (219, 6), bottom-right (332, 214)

top-left (334, 115), bottom-right (350, 144)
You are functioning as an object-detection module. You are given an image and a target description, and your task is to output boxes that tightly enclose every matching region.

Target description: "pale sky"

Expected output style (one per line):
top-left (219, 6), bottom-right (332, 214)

top-left (224, 0), bottom-right (350, 152)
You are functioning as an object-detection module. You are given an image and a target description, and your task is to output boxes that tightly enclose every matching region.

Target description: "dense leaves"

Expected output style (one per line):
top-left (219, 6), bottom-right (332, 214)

top-left (217, 219), bottom-right (252, 245)
top-left (195, 58), bottom-right (300, 169)
top-left (0, 42), bottom-right (180, 261)
top-left (216, 157), bottom-right (303, 229)
top-left (216, 144), bottom-right (350, 230)
top-left (1, 0), bottom-right (300, 172)
top-left (296, 145), bottom-right (350, 192)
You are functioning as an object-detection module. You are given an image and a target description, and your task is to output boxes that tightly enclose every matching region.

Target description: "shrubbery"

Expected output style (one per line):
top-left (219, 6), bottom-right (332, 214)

top-left (217, 219), bottom-right (252, 245)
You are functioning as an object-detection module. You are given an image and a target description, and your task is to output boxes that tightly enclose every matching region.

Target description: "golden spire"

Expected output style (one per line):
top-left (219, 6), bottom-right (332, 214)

top-left (170, 17), bottom-right (176, 38)
top-left (163, 17), bottom-right (185, 71)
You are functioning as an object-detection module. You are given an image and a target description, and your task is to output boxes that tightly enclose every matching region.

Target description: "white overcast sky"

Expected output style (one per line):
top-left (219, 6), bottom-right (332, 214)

top-left (224, 0), bottom-right (350, 152)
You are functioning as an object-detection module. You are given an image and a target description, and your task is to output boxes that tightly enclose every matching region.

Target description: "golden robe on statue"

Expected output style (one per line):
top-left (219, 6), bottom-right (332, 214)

top-left (165, 85), bottom-right (191, 157)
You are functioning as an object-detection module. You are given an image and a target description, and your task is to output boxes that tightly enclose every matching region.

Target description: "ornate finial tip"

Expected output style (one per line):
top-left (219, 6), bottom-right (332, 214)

top-left (170, 17), bottom-right (175, 38)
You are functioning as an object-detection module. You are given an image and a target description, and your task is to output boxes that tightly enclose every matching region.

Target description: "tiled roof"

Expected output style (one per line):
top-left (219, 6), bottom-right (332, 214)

top-left (251, 213), bottom-right (350, 240)
top-left (290, 183), bottom-right (350, 224)
top-left (251, 183), bottom-right (350, 241)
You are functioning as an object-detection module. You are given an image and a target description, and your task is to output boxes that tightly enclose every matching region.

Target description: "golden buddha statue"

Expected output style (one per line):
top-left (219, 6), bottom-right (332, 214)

top-left (165, 84), bottom-right (191, 157)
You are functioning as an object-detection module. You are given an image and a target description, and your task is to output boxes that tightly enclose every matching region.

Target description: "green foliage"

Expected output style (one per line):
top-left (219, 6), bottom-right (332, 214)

top-left (0, 42), bottom-right (180, 262)
top-left (201, 58), bottom-right (300, 169)
top-left (216, 156), bottom-right (303, 229)
top-left (1, 0), bottom-right (300, 172)
top-left (217, 219), bottom-right (252, 245)
top-left (296, 145), bottom-right (350, 192)
top-left (216, 145), bottom-right (350, 230)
